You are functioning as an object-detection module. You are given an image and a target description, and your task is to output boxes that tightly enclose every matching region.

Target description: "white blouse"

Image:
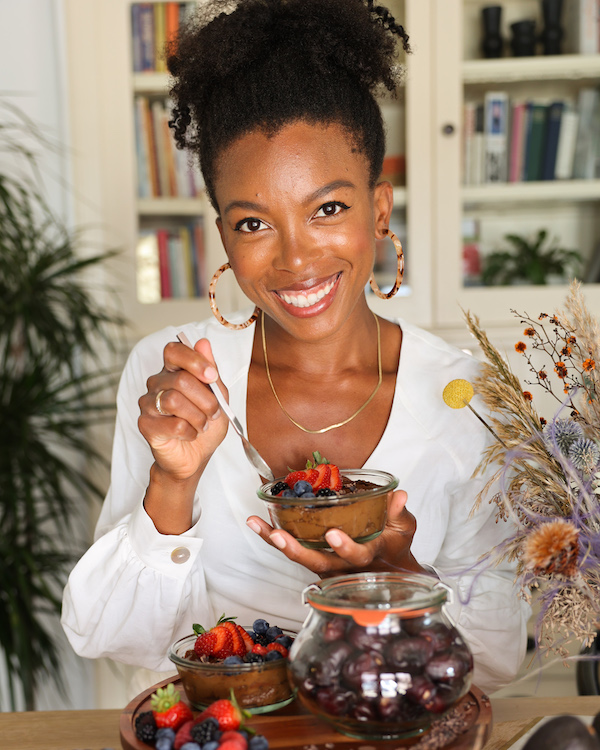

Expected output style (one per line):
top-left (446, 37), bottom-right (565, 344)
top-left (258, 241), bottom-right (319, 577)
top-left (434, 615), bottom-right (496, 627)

top-left (61, 314), bottom-right (530, 693)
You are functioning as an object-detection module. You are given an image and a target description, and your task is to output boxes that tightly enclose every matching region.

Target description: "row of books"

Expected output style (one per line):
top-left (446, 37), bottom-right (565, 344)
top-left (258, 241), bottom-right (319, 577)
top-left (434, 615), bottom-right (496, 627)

top-left (136, 222), bottom-right (206, 303)
top-left (462, 88), bottom-right (600, 185)
top-left (131, 2), bottom-right (195, 73)
top-left (134, 95), bottom-right (205, 198)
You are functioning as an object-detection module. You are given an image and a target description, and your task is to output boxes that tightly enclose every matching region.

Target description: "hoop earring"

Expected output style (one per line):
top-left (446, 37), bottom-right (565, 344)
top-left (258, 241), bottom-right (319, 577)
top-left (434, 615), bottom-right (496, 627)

top-left (369, 229), bottom-right (405, 300)
top-left (209, 263), bottom-right (260, 330)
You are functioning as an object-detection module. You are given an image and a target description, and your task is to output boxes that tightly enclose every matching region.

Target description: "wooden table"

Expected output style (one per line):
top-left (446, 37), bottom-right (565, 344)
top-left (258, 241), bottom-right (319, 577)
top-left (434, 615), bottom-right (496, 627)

top-left (1, 696), bottom-right (599, 750)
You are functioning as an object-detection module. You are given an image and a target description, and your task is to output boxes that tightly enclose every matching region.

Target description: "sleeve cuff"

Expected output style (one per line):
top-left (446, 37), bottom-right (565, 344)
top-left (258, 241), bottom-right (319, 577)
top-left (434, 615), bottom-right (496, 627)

top-left (127, 499), bottom-right (204, 576)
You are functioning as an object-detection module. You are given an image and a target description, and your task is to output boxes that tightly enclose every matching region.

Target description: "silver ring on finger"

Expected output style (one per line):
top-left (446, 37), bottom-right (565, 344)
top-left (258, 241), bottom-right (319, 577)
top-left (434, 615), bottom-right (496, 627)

top-left (155, 389), bottom-right (168, 416)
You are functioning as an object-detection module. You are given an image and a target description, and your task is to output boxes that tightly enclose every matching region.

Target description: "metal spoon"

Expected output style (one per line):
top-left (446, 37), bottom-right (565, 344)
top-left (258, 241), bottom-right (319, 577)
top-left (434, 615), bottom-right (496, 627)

top-left (176, 331), bottom-right (274, 481)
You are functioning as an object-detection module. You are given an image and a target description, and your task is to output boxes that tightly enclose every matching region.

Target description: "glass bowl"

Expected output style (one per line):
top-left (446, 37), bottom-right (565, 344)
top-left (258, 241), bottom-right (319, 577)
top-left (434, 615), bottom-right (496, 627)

top-left (287, 573), bottom-right (473, 740)
top-left (168, 633), bottom-right (296, 713)
top-left (257, 469), bottom-right (398, 549)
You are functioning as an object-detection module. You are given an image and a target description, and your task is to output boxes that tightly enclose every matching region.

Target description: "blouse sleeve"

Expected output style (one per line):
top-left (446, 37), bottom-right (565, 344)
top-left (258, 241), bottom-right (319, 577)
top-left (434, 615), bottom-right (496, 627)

top-left (61, 333), bottom-right (216, 671)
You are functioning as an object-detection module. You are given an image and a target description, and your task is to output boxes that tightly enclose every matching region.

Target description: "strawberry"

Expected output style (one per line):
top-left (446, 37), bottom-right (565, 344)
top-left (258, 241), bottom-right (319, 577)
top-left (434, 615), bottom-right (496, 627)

top-left (238, 626), bottom-right (255, 653)
top-left (193, 614), bottom-right (238, 659)
top-left (251, 643), bottom-right (268, 656)
top-left (266, 642), bottom-right (288, 657)
top-left (174, 719), bottom-right (195, 749)
top-left (197, 689), bottom-right (249, 731)
top-left (150, 683), bottom-right (193, 730)
top-left (220, 730), bottom-right (249, 750)
top-left (311, 462), bottom-right (331, 490)
top-left (328, 464), bottom-right (342, 491)
top-left (220, 621), bottom-right (246, 657)
top-left (283, 468), bottom-right (319, 487)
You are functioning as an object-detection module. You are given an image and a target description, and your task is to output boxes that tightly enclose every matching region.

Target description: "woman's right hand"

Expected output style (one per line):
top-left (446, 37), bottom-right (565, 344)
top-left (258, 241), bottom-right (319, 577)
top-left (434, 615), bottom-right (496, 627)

top-left (138, 338), bottom-right (229, 482)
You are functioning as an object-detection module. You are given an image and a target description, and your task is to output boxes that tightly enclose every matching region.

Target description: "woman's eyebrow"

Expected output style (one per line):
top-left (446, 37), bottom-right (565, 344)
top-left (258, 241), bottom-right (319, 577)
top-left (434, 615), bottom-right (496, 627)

top-left (223, 180), bottom-right (356, 217)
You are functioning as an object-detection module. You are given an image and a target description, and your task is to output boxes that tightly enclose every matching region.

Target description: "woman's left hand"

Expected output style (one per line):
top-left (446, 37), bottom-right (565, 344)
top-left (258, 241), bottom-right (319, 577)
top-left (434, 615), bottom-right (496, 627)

top-left (246, 490), bottom-right (429, 577)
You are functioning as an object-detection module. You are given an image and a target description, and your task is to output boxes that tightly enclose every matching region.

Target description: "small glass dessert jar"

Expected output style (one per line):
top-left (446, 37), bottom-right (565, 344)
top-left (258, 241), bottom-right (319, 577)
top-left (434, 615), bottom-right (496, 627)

top-left (287, 572), bottom-right (473, 740)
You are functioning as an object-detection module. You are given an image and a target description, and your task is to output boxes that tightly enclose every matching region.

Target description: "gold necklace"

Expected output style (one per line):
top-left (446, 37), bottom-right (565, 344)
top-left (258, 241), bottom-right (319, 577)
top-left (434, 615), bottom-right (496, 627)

top-left (261, 311), bottom-right (382, 434)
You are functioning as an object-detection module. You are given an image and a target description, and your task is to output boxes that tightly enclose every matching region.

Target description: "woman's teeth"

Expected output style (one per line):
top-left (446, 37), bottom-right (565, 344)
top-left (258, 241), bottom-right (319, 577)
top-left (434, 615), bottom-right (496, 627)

top-left (279, 278), bottom-right (336, 308)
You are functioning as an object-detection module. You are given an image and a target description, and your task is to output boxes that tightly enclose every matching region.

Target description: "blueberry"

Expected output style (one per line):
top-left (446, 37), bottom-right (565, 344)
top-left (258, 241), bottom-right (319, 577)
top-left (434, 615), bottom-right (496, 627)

top-left (275, 635), bottom-right (293, 648)
top-left (202, 742), bottom-right (220, 750)
top-left (156, 728), bottom-right (176, 741)
top-left (249, 735), bottom-right (270, 750)
top-left (300, 491), bottom-right (315, 498)
top-left (266, 625), bottom-right (283, 640)
top-left (155, 735), bottom-right (175, 750)
top-left (253, 618), bottom-right (269, 634)
top-left (265, 650), bottom-right (283, 661)
top-left (179, 743), bottom-right (202, 750)
top-left (293, 480), bottom-right (313, 495)
top-left (281, 489), bottom-right (294, 497)
top-left (223, 655), bottom-right (244, 665)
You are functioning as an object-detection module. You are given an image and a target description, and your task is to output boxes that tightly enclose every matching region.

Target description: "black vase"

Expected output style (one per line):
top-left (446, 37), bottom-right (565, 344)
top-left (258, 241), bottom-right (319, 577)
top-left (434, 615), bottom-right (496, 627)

top-left (510, 20), bottom-right (537, 56)
top-left (540, 0), bottom-right (564, 55)
top-left (481, 5), bottom-right (503, 58)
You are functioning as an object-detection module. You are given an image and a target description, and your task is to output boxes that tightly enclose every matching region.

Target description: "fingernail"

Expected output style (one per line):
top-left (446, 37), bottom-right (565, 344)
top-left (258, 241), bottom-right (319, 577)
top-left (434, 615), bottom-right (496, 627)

top-left (211, 408), bottom-right (221, 421)
top-left (205, 366), bottom-right (218, 382)
top-left (270, 533), bottom-right (286, 550)
top-left (203, 421), bottom-right (210, 432)
top-left (326, 529), bottom-right (342, 547)
top-left (247, 520), bottom-right (261, 534)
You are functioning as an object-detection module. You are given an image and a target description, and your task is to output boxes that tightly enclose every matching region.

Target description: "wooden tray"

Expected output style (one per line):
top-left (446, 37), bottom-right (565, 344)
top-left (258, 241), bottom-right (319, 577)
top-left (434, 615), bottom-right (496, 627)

top-left (121, 676), bottom-right (491, 750)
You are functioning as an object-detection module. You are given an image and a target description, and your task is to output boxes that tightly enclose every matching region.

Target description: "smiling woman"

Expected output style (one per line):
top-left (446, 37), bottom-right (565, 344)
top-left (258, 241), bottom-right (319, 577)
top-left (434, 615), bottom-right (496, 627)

top-left (61, 0), bottom-right (530, 698)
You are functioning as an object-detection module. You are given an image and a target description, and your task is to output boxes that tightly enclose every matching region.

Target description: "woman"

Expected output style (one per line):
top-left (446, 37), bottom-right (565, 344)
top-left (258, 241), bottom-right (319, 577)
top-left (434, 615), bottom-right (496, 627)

top-left (62, 0), bottom-right (529, 693)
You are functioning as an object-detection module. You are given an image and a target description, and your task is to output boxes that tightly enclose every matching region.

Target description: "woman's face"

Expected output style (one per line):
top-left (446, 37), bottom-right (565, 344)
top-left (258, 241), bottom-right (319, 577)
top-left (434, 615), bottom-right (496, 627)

top-left (214, 120), bottom-right (392, 340)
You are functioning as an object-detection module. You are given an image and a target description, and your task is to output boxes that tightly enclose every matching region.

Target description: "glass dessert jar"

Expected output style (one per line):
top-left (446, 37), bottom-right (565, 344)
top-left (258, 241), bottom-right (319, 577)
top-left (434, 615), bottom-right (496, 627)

top-left (287, 572), bottom-right (473, 740)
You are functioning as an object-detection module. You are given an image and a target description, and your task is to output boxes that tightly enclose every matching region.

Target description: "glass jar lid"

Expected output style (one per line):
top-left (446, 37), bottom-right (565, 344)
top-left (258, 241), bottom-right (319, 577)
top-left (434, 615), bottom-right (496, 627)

top-left (303, 572), bottom-right (448, 626)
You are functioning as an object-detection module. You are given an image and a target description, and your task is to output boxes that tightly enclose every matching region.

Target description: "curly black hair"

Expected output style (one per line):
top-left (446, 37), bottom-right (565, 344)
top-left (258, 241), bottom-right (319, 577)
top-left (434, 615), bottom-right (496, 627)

top-left (167, 0), bottom-right (410, 212)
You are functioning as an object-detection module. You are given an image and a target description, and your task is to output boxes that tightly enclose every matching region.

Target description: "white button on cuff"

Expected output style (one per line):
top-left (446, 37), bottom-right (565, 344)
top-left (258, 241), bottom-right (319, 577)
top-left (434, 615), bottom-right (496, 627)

top-left (171, 546), bottom-right (191, 564)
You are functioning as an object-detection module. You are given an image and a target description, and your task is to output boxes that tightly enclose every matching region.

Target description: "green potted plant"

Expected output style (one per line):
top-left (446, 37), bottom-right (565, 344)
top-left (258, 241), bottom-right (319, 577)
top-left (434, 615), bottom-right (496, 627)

top-left (481, 228), bottom-right (581, 286)
top-left (0, 105), bottom-right (125, 710)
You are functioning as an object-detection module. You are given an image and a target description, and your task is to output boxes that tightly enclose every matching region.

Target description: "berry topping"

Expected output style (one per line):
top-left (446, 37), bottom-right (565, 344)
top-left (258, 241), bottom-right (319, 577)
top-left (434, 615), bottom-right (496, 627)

top-left (269, 481), bottom-right (289, 496)
top-left (193, 615), bottom-right (250, 661)
top-left (252, 619), bottom-right (269, 634)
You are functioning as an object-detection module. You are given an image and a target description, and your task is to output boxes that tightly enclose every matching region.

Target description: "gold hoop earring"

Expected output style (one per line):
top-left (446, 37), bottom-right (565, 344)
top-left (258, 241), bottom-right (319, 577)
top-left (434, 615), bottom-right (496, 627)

top-left (209, 262), bottom-right (260, 330)
top-left (369, 229), bottom-right (405, 300)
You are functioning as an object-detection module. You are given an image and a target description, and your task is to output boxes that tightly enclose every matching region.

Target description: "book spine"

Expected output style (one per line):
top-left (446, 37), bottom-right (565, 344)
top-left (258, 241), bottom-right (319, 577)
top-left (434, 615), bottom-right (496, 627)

top-left (541, 101), bottom-right (564, 181)
top-left (150, 100), bottom-right (169, 196)
top-left (136, 231), bottom-right (162, 304)
top-left (179, 226), bottom-right (196, 297)
top-left (193, 221), bottom-right (205, 296)
top-left (554, 109), bottom-right (579, 179)
top-left (508, 102), bottom-right (525, 183)
top-left (131, 5), bottom-right (143, 73)
top-left (524, 103), bottom-right (547, 182)
top-left (157, 229), bottom-right (172, 298)
top-left (484, 91), bottom-right (509, 183)
top-left (141, 97), bottom-right (160, 197)
top-left (471, 104), bottom-right (485, 185)
top-left (154, 3), bottom-right (167, 73)
top-left (166, 2), bottom-right (180, 47)
top-left (134, 97), bottom-right (151, 198)
top-left (138, 3), bottom-right (155, 71)
top-left (573, 88), bottom-right (600, 179)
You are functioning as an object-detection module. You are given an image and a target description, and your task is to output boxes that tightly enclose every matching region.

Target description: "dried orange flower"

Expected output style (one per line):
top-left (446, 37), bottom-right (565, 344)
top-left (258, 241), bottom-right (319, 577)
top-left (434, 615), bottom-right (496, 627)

top-left (515, 342), bottom-right (527, 353)
top-left (523, 391), bottom-right (533, 401)
top-left (539, 369), bottom-right (548, 380)
top-left (539, 313), bottom-right (548, 319)
top-left (567, 336), bottom-right (576, 344)
top-left (522, 519), bottom-right (579, 577)
top-left (561, 346), bottom-right (571, 356)
top-left (540, 417), bottom-right (547, 426)
top-left (583, 359), bottom-right (596, 371)
top-left (550, 316), bottom-right (559, 325)
top-left (524, 327), bottom-right (536, 337)
top-left (555, 362), bottom-right (567, 378)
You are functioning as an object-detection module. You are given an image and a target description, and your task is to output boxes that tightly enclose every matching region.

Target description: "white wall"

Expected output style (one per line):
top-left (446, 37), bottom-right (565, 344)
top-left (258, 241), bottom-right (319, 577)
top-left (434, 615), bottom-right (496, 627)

top-left (0, 0), bottom-right (95, 711)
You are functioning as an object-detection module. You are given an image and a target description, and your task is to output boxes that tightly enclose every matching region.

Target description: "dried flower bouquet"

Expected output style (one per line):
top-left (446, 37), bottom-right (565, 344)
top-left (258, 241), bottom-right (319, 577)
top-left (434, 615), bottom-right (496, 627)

top-left (461, 281), bottom-right (600, 656)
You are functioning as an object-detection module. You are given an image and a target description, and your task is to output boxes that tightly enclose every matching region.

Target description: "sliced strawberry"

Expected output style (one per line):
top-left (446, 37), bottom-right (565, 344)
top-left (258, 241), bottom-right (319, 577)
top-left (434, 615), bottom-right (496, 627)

top-left (328, 464), bottom-right (342, 491)
top-left (193, 615), bottom-right (236, 659)
top-left (311, 463), bottom-right (331, 490)
top-left (251, 643), bottom-right (268, 656)
top-left (221, 621), bottom-right (246, 657)
top-left (212, 625), bottom-right (235, 659)
top-left (266, 642), bottom-right (288, 657)
top-left (238, 625), bottom-right (255, 653)
top-left (284, 468), bottom-right (319, 487)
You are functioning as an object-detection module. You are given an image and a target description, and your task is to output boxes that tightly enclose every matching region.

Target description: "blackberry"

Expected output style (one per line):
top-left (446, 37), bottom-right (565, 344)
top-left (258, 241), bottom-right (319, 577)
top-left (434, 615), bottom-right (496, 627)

top-left (316, 488), bottom-right (336, 497)
top-left (190, 718), bottom-right (220, 745)
top-left (252, 632), bottom-right (270, 646)
top-left (134, 710), bottom-right (157, 743)
top-left (270, 481), bottom-right (289, 496)
top-left (244, 652), bottom-right (265, 663)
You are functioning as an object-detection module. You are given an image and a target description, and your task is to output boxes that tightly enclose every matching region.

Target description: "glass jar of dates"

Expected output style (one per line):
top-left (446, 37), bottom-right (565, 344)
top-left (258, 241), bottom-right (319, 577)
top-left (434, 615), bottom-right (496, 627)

top-left (287, 572), bottom-right (473, 741)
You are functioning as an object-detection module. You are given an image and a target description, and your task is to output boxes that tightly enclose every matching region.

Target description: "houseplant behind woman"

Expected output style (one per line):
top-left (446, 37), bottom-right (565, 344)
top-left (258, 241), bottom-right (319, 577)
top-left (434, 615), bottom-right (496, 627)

top-left (61, 0), bottom-right (529, 695)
